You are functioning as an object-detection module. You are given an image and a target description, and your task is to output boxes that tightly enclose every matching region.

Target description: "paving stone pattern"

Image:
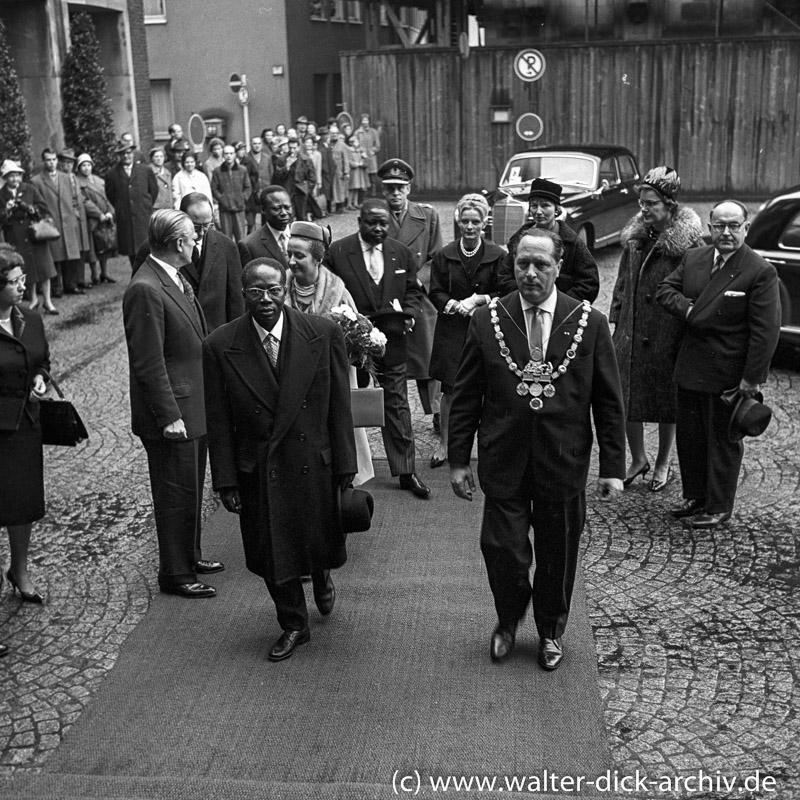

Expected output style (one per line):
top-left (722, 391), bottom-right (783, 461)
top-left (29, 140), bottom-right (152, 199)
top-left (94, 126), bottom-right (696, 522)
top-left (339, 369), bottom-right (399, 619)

top-left (1, 203), bottom-right (798, 799)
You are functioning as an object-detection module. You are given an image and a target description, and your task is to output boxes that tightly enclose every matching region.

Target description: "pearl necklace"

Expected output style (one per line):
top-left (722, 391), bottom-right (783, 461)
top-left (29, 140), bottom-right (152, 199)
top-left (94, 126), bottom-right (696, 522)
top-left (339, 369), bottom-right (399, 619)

top-left (459, 238), bottom-right (481, 258)
top-left (489, 297), bottom-right (591, 410)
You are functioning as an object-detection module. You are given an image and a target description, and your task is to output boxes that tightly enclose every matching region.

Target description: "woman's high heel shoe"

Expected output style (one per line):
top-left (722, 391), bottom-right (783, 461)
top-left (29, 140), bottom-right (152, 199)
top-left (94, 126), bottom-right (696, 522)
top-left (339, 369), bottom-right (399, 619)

top-left (5, 569), bottom-right (44, 604)
top-left (649, 466), bottom-right (674, 493)
top-left (622, 461), bottom-right (651, 488)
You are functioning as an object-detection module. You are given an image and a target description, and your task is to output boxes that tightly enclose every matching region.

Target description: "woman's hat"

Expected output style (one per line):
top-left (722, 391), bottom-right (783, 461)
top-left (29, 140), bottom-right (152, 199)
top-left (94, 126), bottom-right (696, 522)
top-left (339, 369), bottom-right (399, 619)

top-left (637, 166), bottom-right (681, 201)
top-left (0, 160), bottom-right (24, 177)
top-left (728, 392), bottom-right (772, 442)
top-left (289, 221), bottom-right (331, 247)
top-left (527, 178), bottom-right (562, 204)
top-left (338, 487), bottom-right (374, 533)
top-left (148, 145), bottom-right (165, 159)
top-left (76, 153), bottom-right (93, 168)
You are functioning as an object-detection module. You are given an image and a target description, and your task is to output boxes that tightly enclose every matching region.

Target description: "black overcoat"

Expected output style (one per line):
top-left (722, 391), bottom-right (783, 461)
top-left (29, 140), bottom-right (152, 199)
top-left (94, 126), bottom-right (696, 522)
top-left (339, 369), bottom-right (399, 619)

top-left (105, 163), bottom-right (159, 256)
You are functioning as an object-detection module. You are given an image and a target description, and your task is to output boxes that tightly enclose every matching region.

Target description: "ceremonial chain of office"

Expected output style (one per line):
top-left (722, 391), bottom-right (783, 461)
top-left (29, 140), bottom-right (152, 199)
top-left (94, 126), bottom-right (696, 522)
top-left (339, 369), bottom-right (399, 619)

top-left (490, 298), bottom-right (592, 411)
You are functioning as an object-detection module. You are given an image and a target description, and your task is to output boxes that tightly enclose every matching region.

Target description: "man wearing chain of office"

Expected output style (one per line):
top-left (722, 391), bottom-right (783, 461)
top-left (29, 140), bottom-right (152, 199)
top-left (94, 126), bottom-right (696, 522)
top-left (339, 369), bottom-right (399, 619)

top-left (448, 227), bottom-right (626, 671)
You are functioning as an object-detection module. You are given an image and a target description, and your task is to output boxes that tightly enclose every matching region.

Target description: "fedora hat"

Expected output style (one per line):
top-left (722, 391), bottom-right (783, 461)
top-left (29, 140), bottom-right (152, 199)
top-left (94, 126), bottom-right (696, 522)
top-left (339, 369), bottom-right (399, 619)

top-left (0, 160), bottom-right (24, 178)
top-left (369, 307), bottom-right (413, 338)
top-left (338, 487), bottom-right (374, 533)
top-left (114, 140), bottom-right (135, 154)
top-left (728, 392), bottom-right (772, 442)
top-left (58, 148), bottom-right (77, 161)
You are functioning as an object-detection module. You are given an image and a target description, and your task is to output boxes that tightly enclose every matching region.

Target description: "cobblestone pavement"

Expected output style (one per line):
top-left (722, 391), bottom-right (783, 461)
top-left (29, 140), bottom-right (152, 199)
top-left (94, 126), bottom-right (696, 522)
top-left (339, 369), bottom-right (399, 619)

top-left (1, 201), bottom-right (798, 798)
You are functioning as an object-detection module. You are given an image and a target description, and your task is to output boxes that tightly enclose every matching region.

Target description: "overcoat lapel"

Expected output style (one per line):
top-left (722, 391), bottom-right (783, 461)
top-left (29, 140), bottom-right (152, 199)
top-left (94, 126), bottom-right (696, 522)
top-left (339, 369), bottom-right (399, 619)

top-left (547, 293), bottom-right (585, 366)
top-left (691, 248), bottom-right (743, 316)
top-left (224, 314), bottom-right (279, 415)
top-left (196, 232), bottom-right (218, 296)
top-left (146, 259), bottom-right (205, 339)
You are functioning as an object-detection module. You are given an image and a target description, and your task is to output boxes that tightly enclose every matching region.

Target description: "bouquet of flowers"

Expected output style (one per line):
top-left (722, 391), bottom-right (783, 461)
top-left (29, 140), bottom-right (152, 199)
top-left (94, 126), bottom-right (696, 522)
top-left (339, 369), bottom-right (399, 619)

top-left (325, 305), bottom-right (387, 381)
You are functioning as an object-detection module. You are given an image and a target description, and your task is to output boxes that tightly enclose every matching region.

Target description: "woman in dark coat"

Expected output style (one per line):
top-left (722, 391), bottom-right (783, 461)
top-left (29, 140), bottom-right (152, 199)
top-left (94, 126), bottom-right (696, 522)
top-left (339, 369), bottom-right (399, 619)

top-left (0, 244), bottom-right (51, 606)
top-left (428, 193), bottom-right (504, 467)
top-left (0, 160), bottom-right (58, 314)
top-left (610, 166), bottom-right (704, 492)
top-left (75, 153), bottom-right (117, 285)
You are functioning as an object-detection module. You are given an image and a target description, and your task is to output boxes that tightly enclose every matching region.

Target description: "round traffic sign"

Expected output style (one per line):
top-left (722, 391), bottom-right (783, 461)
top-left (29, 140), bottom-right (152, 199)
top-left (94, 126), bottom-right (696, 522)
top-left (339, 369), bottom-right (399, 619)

top-left (514, 49), bottom-right (547, 83)
top-left (237, 86), bottom-right (250, 106)
top-left (516, 113), bottom-right (544, 142)
top-left (229, 73), bottom-right (242, 92)
top-left (187, 113), bottom-right (207, 151)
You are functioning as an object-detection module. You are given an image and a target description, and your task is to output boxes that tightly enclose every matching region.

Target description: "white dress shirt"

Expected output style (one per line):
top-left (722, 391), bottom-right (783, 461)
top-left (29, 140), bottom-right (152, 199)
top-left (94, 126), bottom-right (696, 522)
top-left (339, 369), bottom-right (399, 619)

top-left (150, 254), bottom-right (185, 292)
top-left (359, 234), bottom-right (384, 283)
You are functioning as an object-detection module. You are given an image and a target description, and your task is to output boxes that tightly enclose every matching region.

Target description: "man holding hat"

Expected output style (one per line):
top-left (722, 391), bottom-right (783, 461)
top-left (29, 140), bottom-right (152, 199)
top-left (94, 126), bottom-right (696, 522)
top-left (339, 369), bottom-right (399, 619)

top-left (105, 138), bottom-right (159, 267)
top-left (30, 148), bottom-right (90, 295)
top-left (498, 178), bottom-right (599, 303)
top-left (379, 158), bottom-right (444, 430)
top-left (657, 199), bottom-right (780, 529)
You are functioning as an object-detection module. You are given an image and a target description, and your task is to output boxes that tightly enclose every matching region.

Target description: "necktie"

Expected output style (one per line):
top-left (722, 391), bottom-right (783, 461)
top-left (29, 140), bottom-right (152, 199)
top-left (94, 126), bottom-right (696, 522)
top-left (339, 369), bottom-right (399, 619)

top-left (527, 306), bottom-right (544, 363)
top-left (366, 247), bottom-right (382, 283)
top-left (177, 271), bottom-right (202, 328)
top-left (277, 232), bottom-right (287, 257)
top-left (712, 254), bottom-right (724, 274)
top-left (264, 333), bottom-right (279, 372)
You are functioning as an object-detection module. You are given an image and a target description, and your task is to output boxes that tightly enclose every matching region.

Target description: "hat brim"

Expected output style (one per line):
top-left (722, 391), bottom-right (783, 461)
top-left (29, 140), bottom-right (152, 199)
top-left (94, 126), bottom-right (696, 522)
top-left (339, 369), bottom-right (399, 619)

top-left (381, 178), bottom-right (410, 186)
top-left (728, 392), bottom-right (770, 442)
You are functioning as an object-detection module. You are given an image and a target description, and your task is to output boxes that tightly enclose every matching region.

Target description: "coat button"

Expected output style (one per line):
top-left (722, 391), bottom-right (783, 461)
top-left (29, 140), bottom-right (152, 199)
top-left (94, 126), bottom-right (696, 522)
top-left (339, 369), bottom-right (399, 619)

top-left (642, 337), bottom-right (650, 345)
top-left (15, 345), bottom-right (23, 353)
top-left (254, 406), bottom-right (262, 415)
top-left (269, 469), bottom-right (277, 479)
top-left (301, 400), bottom-right (308, 409)
top-left (301, 465), bottom-right (309, 474)
top-left (645, 294), bottom-right (652, 302)
top-left (299, 433), bottom-right (306, 441)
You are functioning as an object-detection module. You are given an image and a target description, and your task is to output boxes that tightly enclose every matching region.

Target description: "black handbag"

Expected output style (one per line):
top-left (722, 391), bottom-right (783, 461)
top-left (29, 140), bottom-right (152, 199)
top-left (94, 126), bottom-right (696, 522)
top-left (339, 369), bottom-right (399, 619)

top-left (92, 221), bottom-right (117, 255)
top-left (38, 372), bottom-right (88, 447)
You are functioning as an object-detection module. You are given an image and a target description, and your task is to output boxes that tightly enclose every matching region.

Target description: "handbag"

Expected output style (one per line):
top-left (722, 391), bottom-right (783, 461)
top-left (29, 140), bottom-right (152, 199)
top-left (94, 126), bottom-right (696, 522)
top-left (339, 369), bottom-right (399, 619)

top-left (38, 372), bottom-right (89, 447)
top-left (92, 221), bottom-right (117, 255)
top-left (350, 387), bottom-right (384, 428)
top-left (28, 218), bottom-right (61, 243)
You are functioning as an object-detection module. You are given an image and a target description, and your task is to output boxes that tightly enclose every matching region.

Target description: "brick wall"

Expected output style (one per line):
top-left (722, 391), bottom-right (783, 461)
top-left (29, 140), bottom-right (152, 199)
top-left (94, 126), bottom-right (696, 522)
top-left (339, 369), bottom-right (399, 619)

top-left (127, 0), bottom-right (153, 146)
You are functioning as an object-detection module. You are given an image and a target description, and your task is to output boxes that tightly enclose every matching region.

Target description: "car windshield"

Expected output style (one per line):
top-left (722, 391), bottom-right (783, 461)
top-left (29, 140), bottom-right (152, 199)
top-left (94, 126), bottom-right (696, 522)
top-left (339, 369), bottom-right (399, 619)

top-left (500, 155), bottom-right (597, 189)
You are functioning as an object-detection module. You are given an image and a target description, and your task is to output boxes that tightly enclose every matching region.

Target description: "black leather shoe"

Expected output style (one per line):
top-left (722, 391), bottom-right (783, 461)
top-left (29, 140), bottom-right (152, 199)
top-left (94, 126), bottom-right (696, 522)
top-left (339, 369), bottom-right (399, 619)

top-left (623, 461), bottom-right (650, 488)
top-left (429, 455), bottom-right (447, 469)
top-left (312, 572), bottom-right (335, 616)
top-left (64, 287), bottom-right (86, 295)
top-left (399, 473), bottom-right (431, 498)
top-left (6, 569), bottom-right (44, 604)
top-left (196, 559), bottom-right (225, 574)
top-left (490, 624), bottom-right (516, 662)
top-left (159, 582), bottom-right (216, 598)
top-left (538, 637), bottom-right (564, 671)
top-left (0, 642), bottom-right (9, 658)
top-left (670, 498), bottom-right (705, 518)
top-left (268, 628), bottom-right (310, 661)
top-left (691, 511), bottom-right (732, 529)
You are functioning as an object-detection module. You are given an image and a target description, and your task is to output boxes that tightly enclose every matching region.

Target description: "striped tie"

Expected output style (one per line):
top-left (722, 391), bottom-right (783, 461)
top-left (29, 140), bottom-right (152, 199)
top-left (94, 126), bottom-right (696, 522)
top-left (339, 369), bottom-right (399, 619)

top-left (264, 333), bottom-right (279, 372)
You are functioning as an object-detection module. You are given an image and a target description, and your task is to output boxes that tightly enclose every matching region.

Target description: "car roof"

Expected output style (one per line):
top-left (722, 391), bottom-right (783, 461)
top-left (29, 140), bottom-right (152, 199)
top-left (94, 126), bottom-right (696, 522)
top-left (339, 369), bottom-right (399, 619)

top-left (517, 144), bottom-right (636, 159)
top-left (748, 197), bottom-right (800, 248)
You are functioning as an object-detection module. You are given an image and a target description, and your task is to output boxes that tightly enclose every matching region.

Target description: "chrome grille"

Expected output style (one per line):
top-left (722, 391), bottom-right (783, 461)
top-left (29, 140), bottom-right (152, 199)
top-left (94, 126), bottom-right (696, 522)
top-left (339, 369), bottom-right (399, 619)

top-left (491, 201), bottom-right (527, 245)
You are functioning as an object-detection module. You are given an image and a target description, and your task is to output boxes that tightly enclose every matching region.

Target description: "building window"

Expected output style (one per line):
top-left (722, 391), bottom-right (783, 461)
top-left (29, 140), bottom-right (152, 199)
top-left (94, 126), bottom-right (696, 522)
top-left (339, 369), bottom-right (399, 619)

top-left (150, 80), bottom-right (173, 138)
top-left (143, 0), bottom-right (166, 23)
top-left (348, 1), bottom-right (362, 23)
top-left (309, 0), bottom-right (326, 21)
top-left (330, 0), bottom-right (345, 22)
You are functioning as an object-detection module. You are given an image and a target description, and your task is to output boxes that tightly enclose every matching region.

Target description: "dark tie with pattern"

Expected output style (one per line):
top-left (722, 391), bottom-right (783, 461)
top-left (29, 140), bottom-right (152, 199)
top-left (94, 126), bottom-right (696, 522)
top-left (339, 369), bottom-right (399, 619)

top-left (712, 254), bottom-right (724, 274)
top-left (264, 333), bottom-right (279, 374)
top-left (177, 271), bottom-right (202, 329)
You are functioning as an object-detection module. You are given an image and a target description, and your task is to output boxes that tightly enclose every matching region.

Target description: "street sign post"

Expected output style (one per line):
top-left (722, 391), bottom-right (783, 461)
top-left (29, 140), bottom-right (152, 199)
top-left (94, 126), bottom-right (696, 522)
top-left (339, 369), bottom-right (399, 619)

top-left (228, 73), bottom-right (250, 147)
top-left (228, 73), bottom-right (242, 93)
top-left (513, 49), bottom-right (547, 83)
top-left (187, 112), bottom-right (207, 153)
top-left (516, 112), bottom-right (544, 142)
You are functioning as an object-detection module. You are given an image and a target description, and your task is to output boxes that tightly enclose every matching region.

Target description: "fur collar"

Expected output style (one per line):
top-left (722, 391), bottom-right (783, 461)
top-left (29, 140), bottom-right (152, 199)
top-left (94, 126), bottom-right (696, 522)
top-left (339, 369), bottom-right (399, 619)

top-left (621, 205), bottom-right (704, 259)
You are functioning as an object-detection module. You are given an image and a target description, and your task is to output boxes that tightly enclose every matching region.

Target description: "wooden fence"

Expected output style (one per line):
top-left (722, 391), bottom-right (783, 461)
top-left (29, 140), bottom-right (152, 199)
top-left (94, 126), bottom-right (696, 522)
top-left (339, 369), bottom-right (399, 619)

top-left (341, 38), bottom-right (800, 196)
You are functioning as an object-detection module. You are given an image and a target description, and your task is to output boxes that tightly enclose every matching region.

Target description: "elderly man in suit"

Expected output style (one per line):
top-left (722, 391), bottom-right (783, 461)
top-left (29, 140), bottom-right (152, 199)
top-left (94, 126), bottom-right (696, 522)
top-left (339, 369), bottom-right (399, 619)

top-left (326, 199), bottom-right (430, 498)
top-left (123, 210), bottom-right (223, 599)
top-left (656, 200), bottom-right (780, 529)
top-left (238, 186), bottom-right (292, 269)
top-left (30, 148), bottom-right (90, 296)
top-left (106, 139), bottom-right (159, 268)
top-left (379, 158), bottom-right (444, 430)
top-left (132, 193), bottom-right (244, 331)
top-left (203, 257), bottom-right (356, 661)
top-left (449, 228), bottom-right (626, 670)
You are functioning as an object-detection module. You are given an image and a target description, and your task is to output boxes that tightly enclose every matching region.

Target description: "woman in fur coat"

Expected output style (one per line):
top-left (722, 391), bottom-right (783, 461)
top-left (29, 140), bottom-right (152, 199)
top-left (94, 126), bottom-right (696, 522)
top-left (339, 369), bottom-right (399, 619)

top-left (610, 166), bottom-right (704, 493)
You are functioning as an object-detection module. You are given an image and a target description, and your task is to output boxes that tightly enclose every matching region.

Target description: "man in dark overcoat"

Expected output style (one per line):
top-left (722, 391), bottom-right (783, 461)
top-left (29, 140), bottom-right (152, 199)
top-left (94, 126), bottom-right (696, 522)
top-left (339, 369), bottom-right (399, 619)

top-left (449, 228), bottom-right (626, 671)
top-left (203, 258), bottom-right (356, 662)
top-left (132, 193), bottom-right (244, 332)
top-left (656, 199), bottom-right (780, 529)
top-left (123, 210), bottom-right (223, 599)
top-left (237, 186), bottom-right (292, 270)
top-left (105, 140), bottom-right (159, 267)
top-left (325, 199), bottom-right (430, 499)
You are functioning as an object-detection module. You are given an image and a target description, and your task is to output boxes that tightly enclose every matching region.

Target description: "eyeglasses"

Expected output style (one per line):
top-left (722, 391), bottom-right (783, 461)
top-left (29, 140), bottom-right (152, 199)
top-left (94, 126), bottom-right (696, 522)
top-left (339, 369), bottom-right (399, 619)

top-left (193, 222), bottom-right (213, 234)
top-left (710, 222), bottom-right (744, 233)
top-left (5, 275), bottom-right (26, 288)
top-left (244, 286), bottom-right (286, 301)
top-left (638, 200), bottom-right (663, 209)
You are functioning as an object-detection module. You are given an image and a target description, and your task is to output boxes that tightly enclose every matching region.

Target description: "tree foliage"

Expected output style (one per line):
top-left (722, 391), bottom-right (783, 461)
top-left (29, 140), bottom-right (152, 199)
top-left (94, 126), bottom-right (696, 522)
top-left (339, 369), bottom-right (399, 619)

top-left (61, 12), bottom-right (117, 176)
top-left (0, 19), bottom-right (32, 174)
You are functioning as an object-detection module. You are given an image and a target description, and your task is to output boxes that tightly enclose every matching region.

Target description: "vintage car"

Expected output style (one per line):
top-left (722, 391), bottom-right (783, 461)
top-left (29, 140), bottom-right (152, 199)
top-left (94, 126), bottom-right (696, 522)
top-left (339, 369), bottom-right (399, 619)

top-left (484, 144), bottom-right (641, 250)
top-left (747, 195), bottom-right (800, 346)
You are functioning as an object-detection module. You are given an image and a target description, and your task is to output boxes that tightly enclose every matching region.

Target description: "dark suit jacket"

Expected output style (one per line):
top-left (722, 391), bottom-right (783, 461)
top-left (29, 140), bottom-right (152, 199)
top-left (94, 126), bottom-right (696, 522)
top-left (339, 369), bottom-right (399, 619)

top-left (133, 229), bottom-right (244, 332)
top-left (656, 243), bottom-right (780, 393)
top-left (202, 308), bottom-right (356, 583)
top-left (105, 164), bottom-right (159, 256)
top-left (238, 225), bottom-right (289, 270)
top-left (123, 256), bottom-right (208, 439)
top-left (325, 233), bottom-right (424, 367)
top-left (448, 290), bottom-right (626, 500)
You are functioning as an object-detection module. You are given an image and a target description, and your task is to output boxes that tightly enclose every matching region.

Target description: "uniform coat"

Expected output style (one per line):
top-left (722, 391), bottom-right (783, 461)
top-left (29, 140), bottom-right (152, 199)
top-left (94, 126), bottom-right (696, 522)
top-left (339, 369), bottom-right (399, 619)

top-left (656, 243), bottom-right (780, 513)
top-left (133, 227), bottom-right (244, 332)
top-left (609, 206), bottom-right (703, 421)
top-left (0, 306), bottom-right (51, 525)
top-left (498, 219), bottom-right (599, 302)
top-left (0, 183), bottom-right (57, 283)
top-left (105, 163), bottom-right (159, 256)
top-left (237, 224), bottom-right (290, 270)
top-left (448, 290), bottom-right (626, 638)
top-left (30, 170), bottom-right (90, 262)
top-left (202, 308), bottom-right (356, 584)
